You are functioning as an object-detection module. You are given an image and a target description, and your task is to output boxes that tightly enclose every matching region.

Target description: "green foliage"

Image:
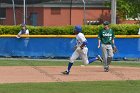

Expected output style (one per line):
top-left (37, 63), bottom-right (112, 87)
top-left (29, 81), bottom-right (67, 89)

top-left (0, 25), bottom-right (139, 35)
top-left (105, 0), bottom-right (140, 19)
top-left (26, 25), bottom-right (74, 35)
top-left (0, 25), bottom-right (20, 35)
top-left (117, 0), bottom-right (131, 19)
top-left (122, 0), bottom-right (140, 18)
top-left (110, 24), bottom-right (139, 35)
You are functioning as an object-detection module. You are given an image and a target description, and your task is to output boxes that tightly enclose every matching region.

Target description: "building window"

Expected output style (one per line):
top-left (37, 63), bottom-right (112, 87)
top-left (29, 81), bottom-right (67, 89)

top-left (0, 8), bottom-right (6, 19)
top-left (51, 7), bottom-right (61, 15)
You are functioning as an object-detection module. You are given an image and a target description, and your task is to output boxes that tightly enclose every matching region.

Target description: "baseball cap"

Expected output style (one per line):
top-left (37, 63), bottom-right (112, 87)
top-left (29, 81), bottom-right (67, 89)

top-left (21, 23), bottom-right (26, 27)
top-left (74, 25), bottom-right (82, 33)
top-left (103, 21), bottom-right (110, 25)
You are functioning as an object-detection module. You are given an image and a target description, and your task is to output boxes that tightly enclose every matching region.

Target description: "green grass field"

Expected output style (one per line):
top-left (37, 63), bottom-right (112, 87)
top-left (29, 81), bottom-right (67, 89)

top-left (0, 58), bottom-right (140, 67)
top-left (0, 80), bottom-right (140, 93)
top-left (0, 59), bottom-right (140, 93)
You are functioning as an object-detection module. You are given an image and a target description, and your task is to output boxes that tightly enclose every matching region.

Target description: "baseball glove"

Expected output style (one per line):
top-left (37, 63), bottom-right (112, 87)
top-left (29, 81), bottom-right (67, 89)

top-left (113, 45), bottom-right (118, 54)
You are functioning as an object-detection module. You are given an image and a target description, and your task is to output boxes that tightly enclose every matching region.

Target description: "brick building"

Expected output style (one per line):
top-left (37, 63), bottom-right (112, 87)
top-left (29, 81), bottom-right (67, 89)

top-left (0, 0), bottom-right (112, 26)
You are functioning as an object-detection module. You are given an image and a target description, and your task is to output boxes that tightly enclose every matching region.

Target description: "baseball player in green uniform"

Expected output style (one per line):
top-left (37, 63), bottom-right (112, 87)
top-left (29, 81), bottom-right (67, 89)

top-left (98, 21), bottom-right (115, 72)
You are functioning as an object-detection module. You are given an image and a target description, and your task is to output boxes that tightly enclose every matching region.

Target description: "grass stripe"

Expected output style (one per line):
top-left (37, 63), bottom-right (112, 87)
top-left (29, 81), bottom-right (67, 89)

top-left (0, 59), bottom-right (139, 67)
top-left (0, 80), bottom-right (140, 93)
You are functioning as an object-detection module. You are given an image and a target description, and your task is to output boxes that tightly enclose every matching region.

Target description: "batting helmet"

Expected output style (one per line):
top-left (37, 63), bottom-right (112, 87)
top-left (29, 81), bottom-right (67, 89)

top-left (74, 25), bottom-right (82, 33)
top-left (103, 21), bottom-right (110, 25)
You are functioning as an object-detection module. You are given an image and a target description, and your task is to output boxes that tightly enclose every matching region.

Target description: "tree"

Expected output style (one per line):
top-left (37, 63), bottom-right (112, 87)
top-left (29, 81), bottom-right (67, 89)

top-left (105, 0), bottom-right (140, 20)
top-left (117, 0), bottom-right (140, 19)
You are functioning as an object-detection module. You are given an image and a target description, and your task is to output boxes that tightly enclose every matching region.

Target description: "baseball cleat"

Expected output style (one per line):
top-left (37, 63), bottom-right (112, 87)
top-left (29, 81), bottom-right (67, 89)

top-left (97, 55), bottom-right (103, 63)
top-left (104, 66), bottom-right (109, 72)
top-left (61, 71), bottom-right (69, 75)
top-left (104, 68), bottom-right (109, 72)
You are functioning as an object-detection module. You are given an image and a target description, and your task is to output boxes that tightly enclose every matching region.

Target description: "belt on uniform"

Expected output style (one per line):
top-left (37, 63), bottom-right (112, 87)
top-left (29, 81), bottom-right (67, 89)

top-left (103, 43), bottom-right (111, 45)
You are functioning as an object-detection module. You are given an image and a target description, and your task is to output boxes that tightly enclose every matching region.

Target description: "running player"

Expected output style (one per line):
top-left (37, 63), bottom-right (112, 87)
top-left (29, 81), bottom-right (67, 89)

top-left (62, 25), bottom-right (103, 75)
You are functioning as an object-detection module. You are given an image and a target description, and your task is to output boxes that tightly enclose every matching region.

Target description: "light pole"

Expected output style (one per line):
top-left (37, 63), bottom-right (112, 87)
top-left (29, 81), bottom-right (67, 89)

top-left (111, 0), bottom-right (116, 24)
top-left (70, 0), bottom-right (72, 25)
top-left (82, 0), bottom-right (86, 25)
top-left (23, 0), bottom-right (26, 24)
top-left (12, 0), bottom-right (16, 25)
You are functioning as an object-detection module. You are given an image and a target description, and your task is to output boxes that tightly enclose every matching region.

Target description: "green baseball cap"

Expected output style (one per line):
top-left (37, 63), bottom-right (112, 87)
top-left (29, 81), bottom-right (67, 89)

top-left (103, 21), bottom-right (110, 25)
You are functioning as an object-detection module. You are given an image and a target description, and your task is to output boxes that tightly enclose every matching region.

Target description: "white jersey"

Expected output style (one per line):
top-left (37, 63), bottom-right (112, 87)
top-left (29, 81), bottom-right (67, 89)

top-left (18, 29), bottom-right (29, 35)
top-left (76, 32), bottom-right (87, 47)
top-left (70, 32), bottom-right (89, 65)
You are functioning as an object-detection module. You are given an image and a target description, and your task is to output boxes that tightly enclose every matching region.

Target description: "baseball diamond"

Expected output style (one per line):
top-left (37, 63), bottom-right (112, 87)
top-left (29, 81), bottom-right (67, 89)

top-left (0, 65), bottom-right (140, 83)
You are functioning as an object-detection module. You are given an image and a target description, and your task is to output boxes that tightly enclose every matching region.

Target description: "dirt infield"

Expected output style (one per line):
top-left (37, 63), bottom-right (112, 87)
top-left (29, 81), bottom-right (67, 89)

top-left (0, 66), bottom-right (140, 83)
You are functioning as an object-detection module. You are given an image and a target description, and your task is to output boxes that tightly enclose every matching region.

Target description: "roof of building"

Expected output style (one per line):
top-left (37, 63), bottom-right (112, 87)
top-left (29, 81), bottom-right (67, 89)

top-left (0, 0), bottom-right (110, 8)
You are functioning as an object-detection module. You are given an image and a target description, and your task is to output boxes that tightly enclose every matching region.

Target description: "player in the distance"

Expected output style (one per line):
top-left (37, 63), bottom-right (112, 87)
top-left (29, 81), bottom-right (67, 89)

top-left (62, 25), bottom-right (103, 75)
top-left (16, 23), bottom-right (30, 47)
top-left (16, 23), bottom-right (29, 38)
top-left (98, 21), bottom-right (115, 72)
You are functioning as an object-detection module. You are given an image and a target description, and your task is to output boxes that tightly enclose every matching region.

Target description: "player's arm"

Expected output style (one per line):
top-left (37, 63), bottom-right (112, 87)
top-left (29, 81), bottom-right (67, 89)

top-left (80, 41), bottom-right (87, 49)
top-left (98, 30), bottom-right (102, 48)
top-left (16, 31), bottom-right (22, 38)
top-left (111, 30), bottom-right (115, 47)
top-left (74, 39), bottom-right (78, 50)
top-left (111, 30), bottom-right (118, 53)
top-left (112, 39), bottom-right (115, 47)
top-left (78, 34), bottom-right (88, 49)
top-left (26, 29), bottom-right (29, 35)
top-left (98, 39), bottom-right (101, 48)
top-left (112, 39), bottom-right (118, 53)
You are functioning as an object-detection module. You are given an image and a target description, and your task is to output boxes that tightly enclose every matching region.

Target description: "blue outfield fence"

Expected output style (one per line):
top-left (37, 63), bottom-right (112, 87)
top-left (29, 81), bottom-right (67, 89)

top-left (0, 36), bottom-right (140, 58)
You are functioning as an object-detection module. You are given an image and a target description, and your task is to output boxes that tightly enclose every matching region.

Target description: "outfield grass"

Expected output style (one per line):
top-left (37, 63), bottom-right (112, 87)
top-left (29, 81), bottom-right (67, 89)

top-left (0, 59), bottom-right (139, 67)
top-left (0, 80), bottom-right (140, 93)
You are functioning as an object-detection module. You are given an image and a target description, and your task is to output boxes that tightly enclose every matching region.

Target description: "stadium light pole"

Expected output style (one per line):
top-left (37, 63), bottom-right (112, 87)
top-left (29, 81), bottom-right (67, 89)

top-left (23, 0), bottom-right (26, 24)
top-left (111, 0), bottom-right (116, 24)
top-left (82, 0), bottom-right (86, 25)
top-left (12, 0), bottom-right (16, 25)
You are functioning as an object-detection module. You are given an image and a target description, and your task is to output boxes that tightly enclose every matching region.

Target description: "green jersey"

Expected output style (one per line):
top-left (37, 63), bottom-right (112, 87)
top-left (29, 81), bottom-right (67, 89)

top-left (98, 28), bottom-right (115, 44)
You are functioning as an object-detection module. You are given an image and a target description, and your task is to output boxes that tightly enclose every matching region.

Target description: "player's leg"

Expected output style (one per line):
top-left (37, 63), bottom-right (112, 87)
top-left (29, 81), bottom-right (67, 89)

top-left (88, 57), bottom-right (97, 64)
top-left (80, 47), bottom-right (89, 65)
top-left (88, 55), bottom-right (103, 64)
top-left (107, 45), bottom-right (114, 65)
top-left (80, 47), bottom-right (98, 64)
top-left (101, 44), bottom-right (108, 72)
top-left (62, 50), bottom-right (79, 75)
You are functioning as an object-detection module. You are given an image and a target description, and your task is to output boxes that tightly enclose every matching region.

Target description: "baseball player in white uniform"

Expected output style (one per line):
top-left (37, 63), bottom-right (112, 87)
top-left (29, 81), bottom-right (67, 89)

top-left (62, 25), bottom-right (103, 75)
